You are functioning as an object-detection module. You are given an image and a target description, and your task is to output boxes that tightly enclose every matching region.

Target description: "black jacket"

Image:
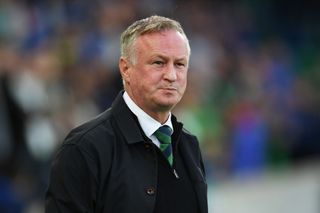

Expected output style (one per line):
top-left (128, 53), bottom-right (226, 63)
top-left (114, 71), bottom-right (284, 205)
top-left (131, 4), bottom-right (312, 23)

top-left (45, 91), bottom-right (208, 213)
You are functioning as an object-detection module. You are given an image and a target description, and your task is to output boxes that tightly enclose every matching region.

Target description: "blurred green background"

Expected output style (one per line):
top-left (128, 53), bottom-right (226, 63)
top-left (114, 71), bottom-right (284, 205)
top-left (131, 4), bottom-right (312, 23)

top-left (0, 0), bottom-right (319, 212)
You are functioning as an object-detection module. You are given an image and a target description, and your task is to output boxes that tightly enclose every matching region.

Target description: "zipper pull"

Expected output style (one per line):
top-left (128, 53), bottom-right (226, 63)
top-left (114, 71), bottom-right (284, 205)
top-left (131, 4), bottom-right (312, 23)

top-left (173, 169), bottom-right (179, 179)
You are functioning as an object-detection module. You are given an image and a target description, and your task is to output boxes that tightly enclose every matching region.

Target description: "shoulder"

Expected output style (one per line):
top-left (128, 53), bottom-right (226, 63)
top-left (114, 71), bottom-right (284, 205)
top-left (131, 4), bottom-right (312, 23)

top-left (58, 108), bottom-right (117, 161)
top-left (181, 127), bottom-right (195, 136)
top-left (181, 127), bottom-right (198, 141)
top-left (179, 127), bottom-right (202, 153)
top-left (65, 108), bottom-right (114, 143)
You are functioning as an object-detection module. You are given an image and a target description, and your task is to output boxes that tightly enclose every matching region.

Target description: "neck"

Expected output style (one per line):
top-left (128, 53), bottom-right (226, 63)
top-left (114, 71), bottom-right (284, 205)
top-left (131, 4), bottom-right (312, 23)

top-left (146, 110), bottom-right (170, 124)
top-left (125, 89), bottom-right (171, 124)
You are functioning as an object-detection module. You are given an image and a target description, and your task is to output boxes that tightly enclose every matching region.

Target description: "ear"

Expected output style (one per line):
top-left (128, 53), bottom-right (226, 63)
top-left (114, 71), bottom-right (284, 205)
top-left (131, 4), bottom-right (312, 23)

top-left (119, 57), bottom-right (131, 83)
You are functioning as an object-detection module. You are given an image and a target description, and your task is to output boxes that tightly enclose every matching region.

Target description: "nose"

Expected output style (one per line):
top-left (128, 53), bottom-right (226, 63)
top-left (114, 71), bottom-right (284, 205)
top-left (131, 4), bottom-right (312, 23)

top-left (164, 63), bottom-right (177, 82)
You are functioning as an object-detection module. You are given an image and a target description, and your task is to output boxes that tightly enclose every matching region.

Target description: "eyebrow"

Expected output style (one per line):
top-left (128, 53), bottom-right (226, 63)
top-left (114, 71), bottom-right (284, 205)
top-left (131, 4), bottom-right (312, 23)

top-left (151, 54), bottom-right (188, 61)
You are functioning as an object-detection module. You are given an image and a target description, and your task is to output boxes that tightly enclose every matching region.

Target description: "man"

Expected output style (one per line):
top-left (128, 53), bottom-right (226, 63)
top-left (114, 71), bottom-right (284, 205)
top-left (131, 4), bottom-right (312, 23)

top-left (45, 15), bottom-right (208, 213)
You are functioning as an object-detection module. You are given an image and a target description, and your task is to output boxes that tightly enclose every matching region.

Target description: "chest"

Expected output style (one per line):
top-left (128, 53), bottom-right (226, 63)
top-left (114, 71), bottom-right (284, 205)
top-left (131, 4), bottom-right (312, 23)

top-left (96, 138), bottom-right (201, 213)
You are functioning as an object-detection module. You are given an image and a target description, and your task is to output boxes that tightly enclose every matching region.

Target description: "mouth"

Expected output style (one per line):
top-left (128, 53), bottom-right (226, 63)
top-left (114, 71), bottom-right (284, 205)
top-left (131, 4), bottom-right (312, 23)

top-left (160, 88), bottom-right (177, 94)
top-left (159, 88), bottom-right (179, 97)
top-left (160, 86), bottom-right (177, 91)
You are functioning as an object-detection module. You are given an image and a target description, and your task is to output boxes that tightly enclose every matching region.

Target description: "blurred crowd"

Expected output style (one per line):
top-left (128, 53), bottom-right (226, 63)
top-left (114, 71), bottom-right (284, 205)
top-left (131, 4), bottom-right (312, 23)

top-left (0, 0), bottom-right (319, 212)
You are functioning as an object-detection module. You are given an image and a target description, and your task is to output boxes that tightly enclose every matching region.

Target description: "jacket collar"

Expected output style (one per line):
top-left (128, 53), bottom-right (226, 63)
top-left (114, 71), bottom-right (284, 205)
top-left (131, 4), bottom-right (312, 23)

top-left (111, 90), bottom-right (184, 145)
top-left (111, 91), bottom-right (145, 144)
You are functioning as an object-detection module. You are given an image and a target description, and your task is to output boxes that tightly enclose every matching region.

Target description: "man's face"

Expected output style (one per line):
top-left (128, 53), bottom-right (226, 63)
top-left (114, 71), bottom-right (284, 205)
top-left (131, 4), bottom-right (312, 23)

top-left (122, 30), bottom-right (189, 116)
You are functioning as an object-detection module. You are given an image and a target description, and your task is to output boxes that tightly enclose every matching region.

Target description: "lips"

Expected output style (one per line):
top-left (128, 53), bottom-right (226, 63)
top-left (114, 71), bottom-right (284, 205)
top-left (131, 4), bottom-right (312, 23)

top-left (160, 87), bottom-right (177, 93)
top-left (159, 85), bottom-right (177, 90)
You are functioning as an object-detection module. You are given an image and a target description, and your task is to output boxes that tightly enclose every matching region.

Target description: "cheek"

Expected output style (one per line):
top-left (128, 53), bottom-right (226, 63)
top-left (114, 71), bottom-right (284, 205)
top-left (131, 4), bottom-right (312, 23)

top-left (178, 73), bottom-right (187, 86)
top-left (133, 75), bottom-right (156, 93)
top-left (144, 72), bottom-right (162, 87)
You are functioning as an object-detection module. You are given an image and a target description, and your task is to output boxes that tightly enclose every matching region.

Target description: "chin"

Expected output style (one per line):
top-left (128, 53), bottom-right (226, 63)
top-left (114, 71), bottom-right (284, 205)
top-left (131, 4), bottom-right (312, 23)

top-left (156, 97), bottom-right (180, 109)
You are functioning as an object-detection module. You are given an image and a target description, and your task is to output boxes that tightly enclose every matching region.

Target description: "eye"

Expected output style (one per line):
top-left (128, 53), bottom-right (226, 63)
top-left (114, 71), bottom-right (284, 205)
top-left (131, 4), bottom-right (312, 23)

top-left (175, 62), bottom-right (186, 68)
top-left (153, 61), bottom-right (164, 65)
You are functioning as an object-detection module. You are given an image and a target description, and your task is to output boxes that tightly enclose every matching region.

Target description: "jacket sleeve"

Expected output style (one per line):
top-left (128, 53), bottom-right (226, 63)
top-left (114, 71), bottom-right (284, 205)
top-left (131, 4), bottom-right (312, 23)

top-left (45, 143), bottom-right (98, 213)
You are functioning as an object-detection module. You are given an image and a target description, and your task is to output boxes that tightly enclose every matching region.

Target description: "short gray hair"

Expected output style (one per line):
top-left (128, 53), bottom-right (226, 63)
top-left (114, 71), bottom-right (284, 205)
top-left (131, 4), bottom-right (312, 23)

top-left (120, 15), bottom-right (190, 63)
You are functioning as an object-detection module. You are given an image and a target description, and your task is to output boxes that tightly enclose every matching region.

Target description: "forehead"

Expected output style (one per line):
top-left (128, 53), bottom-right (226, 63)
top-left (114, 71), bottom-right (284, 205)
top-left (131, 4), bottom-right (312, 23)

top-left (135, 30), bottom-right (190, 58)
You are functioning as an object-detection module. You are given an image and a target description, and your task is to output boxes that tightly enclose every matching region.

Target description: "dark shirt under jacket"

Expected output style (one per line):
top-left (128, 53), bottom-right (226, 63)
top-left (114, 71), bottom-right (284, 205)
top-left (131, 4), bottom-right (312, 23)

top-left (45, 91), bottom-right (208, 213)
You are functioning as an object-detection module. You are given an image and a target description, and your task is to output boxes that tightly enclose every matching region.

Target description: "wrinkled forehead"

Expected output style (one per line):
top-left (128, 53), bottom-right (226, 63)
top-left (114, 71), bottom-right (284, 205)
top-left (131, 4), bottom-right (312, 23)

top-left (135, 30), bottom-right (190, 57)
